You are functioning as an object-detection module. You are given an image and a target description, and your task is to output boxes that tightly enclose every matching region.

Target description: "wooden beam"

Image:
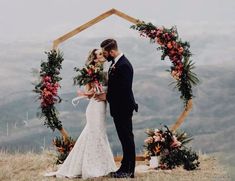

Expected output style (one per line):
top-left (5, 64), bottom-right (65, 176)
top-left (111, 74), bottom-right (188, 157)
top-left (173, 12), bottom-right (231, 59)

top-left (114, 155), bottom-right (145, 162)
top-left (171, 99), bottom-right (193, 131)
top-left (52, 8), bottom-right (141, 49)
top-left (113, 9), bottom-right (140, 24)
top-left (53, 9), bottom-right (114, 49)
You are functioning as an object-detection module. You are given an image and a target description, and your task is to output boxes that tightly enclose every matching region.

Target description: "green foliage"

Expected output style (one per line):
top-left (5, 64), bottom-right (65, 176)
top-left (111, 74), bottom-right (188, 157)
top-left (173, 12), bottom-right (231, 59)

top-left (160, 147), bottom-right (200, 170)
top-left (39, 50), bottom-right (63, 83)
top-left (40, 105), bottom-right (62, 131)
top-left (175, 58), bottom-right (200, 106)
top-left (33, 50), bottom-right (64, 131)
top-left (175, 130), bottom-right (194, 145)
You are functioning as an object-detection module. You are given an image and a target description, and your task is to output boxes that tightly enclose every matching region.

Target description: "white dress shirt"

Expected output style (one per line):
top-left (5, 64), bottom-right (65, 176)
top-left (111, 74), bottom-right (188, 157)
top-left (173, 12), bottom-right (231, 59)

top-left (108, 52), bottom-right (123, 75)
top-left (113, 52), bottom-right (123, 66)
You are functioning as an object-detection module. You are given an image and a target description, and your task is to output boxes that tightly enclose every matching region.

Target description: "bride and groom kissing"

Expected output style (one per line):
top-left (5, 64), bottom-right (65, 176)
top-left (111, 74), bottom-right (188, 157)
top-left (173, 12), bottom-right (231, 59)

top-left (45, 39), bottom-right (138, 179)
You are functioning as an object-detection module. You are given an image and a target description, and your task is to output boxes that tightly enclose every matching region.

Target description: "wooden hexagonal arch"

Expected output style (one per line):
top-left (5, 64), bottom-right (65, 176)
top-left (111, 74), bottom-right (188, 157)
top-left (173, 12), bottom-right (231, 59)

top-left (52, 8), bottom-right (193, 161)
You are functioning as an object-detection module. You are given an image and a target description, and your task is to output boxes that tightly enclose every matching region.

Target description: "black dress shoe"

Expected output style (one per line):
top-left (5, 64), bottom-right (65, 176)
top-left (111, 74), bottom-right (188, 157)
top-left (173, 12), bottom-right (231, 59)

top-left (109, 167), bottom-right (125, 176)
top-left (111, 172), bottom-right (134, 178)
top-left (116, 167), bottom-right (126, 173)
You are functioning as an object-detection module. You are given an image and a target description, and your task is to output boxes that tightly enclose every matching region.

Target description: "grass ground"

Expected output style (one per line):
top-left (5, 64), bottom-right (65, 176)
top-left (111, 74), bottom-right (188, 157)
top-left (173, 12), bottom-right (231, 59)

top-left (0, 150), bottom-right (230, 181)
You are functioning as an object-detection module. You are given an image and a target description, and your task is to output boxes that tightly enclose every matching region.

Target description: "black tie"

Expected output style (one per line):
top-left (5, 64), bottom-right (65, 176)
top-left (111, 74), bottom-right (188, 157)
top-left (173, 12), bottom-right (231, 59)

top-left (111, 59), bottom-right (115, 65)
top-left (108, 59), bottom-right (115, 74)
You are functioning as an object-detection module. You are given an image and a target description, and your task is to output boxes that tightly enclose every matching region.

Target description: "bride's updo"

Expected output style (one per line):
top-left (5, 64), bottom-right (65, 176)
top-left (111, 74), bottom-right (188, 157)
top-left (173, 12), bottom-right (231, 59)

top-left (85, 49), bottom-right (98, 66)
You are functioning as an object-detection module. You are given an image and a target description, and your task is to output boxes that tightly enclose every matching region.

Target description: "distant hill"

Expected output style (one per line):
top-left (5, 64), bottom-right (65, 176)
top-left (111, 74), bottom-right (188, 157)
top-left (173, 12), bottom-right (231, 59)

top-left (0, 64), bottom-right (234, 155)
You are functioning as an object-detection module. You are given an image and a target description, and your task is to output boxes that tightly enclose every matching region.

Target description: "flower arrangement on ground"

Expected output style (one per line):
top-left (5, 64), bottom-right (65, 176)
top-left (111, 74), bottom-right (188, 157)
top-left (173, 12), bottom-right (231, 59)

top-left (52, 136), bottom-right (76, 164)
top-left (144, 125), bottom-right (200, 170)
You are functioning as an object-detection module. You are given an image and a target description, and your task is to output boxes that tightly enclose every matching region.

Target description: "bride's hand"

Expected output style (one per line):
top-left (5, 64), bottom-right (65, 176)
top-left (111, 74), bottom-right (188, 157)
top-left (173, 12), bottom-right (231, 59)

top-left (94, 92), bottom-right (106, 102)
top-left (77, 89), bottom-right (95, 98)
top-left (84, 89), bottom-right (96, 99)
top-left (84, 92), bottom-right (95, 98)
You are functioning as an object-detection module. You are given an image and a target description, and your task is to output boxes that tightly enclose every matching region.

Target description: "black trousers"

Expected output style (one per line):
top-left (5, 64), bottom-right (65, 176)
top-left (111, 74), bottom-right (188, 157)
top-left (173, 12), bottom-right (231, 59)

top-left (113, 114), bottom-right (136, 173)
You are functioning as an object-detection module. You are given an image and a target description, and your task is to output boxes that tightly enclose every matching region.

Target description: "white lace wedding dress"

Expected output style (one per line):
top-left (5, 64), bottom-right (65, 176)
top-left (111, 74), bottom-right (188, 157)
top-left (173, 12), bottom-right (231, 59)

top-left (44, 87), bottom-right (117, 179)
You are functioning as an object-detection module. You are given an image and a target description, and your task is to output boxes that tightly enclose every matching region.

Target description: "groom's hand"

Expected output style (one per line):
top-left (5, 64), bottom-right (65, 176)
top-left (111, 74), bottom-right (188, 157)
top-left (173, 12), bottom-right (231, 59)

top-left (94, 92), bottom-right (106, 102)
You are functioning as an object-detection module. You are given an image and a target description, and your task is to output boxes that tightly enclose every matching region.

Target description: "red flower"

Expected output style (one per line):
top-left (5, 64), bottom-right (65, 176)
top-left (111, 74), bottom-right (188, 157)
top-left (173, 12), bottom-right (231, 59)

top-left (156, 38), bottom-right (163, 45)
top-left (156, 28), bottom-right (163, 36)
top-left (178, 47), bottom-right (184, 53)
top-left (43, 76), bottom-right (52, 82)
top-left (87, 69), bottom-right (93, 76)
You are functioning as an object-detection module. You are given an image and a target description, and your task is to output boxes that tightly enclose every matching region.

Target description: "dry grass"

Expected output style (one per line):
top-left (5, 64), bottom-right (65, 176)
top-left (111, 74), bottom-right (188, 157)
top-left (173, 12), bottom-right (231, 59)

top-left (0, 150), bottom-right (230, 181)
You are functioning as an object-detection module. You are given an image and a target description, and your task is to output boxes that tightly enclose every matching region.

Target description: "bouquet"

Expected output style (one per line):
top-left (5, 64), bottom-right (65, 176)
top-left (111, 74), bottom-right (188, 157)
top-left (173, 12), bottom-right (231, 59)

top-left (52, 136), bottom-right (76, 164)
top-left (73, 64), bottom-right (105, 94)
top-left (144, 126), bottom-right (183, 157)
top-left (144, 125), bottom-right (199, 170)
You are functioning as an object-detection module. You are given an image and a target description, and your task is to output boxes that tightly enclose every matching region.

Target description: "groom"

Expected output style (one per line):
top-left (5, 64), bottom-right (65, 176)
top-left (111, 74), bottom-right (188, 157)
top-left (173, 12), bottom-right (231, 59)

top-left (95, 39), bottom-right (138, 178)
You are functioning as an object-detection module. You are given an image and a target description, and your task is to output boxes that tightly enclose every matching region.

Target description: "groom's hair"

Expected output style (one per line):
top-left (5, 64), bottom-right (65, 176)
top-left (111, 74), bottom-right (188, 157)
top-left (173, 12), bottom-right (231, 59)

top-left (100, 39), bottom-right (118, 52)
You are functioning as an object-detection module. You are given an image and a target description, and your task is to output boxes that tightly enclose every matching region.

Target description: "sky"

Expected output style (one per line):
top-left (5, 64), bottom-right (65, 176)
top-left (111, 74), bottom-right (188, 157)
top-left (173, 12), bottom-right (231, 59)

top-left (0, 0), bottom-right (235, 43)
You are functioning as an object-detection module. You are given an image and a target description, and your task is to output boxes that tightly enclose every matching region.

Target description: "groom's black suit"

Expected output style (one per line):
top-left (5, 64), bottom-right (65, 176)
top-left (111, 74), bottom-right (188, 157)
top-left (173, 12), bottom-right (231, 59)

top-left (107, 54), bottom-right (138, 174)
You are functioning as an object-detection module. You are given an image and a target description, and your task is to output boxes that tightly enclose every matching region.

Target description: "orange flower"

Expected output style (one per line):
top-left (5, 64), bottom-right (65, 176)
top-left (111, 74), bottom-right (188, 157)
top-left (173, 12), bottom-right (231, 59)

top-left (58, 147), bottom-right (65, 153)
top-left (52, 139), bottom-right (56, 145)
top-left (155, 144), bottom-right (161, 154)
top-left (167, 42), bottom-right (173, 49)
top-left (171, 70), bottom-right (181, 80)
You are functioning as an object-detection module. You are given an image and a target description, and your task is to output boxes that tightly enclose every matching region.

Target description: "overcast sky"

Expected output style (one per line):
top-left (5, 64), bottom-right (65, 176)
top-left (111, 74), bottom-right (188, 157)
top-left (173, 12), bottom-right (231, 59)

top-left (0, 0), bottom-right (235, 42)
top-left (0, 0), bottom-right (234, 68)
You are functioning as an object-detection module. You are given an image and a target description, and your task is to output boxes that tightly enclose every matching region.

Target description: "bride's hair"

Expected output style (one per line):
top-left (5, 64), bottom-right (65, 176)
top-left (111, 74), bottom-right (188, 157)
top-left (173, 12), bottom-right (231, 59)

top-left (85, 49), bottom-right (98, 66)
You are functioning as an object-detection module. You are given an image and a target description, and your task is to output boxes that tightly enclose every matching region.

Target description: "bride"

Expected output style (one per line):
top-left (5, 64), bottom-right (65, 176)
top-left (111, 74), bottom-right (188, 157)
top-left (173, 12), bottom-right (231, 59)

top-left (44, 49), bottom-right (117, 179)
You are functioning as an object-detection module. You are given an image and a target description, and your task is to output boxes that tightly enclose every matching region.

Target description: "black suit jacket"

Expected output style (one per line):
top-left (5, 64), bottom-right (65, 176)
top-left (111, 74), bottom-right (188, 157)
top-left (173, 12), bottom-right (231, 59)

top-left (107, 55), bottom-right (138, 117)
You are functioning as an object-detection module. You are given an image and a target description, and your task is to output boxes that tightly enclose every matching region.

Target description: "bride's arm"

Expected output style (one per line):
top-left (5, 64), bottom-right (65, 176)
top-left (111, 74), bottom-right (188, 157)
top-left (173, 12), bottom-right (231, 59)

top-left (77, 83), bottom-right (95, 98)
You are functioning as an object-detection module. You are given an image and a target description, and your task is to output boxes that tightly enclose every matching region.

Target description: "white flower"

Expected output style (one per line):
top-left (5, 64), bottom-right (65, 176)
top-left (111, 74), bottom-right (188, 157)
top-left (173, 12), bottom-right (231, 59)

top-left (153, 135), bottom-right (161, 142)
top-left (154, 129), bottom-right (161, 135)
top-left (145, 137), bottom-right (153, 144)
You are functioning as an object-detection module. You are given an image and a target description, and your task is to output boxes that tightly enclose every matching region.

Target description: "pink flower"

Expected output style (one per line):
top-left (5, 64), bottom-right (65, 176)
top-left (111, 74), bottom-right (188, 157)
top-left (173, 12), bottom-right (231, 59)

top-left (153, 135), bottom-right (161, 142)
top-left (178, 47), bottom-right (184, 53)
top-left (171, 136), bottom-right (182, 148)
top-left (144, 137), bottom-right (153, 144)
top-left (171, 41), bottom-right (176, 47)
top-left (54, 83), bottom-right (60, 88)
top-left (44, 76), bottom-right (51, 82)
top-left (87, 69), bottom-right (93, 76)
top-left (156, 38), bottom-right (163, 45)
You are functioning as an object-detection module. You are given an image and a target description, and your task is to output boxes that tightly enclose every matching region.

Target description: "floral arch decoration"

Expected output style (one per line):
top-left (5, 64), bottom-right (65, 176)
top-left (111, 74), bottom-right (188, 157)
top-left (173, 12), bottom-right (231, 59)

top-left (34, 8), bottom-right (199, 145)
